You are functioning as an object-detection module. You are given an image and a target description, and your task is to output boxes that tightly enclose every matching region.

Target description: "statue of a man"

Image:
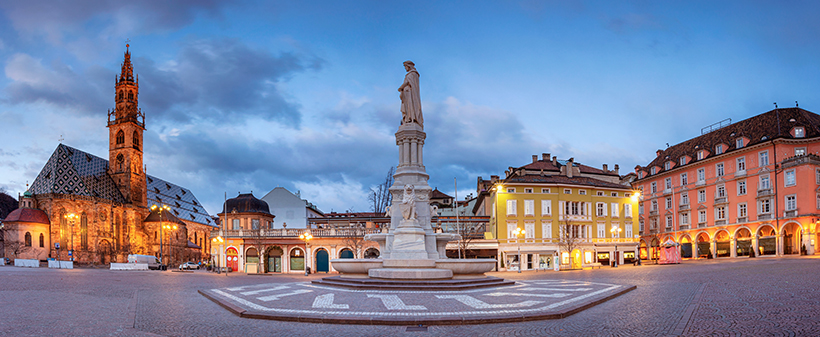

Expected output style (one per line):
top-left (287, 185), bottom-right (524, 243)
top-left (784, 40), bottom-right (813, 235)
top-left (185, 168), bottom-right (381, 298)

top-left (401, 184), bottom-right (417, 220)
top-left (399, 61), bottom-right (423, 127)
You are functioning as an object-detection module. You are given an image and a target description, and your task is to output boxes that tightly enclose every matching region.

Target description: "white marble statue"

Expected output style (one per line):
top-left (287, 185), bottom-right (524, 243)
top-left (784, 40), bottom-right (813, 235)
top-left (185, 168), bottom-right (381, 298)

top-left (401, 184), bottom-right (417, 220)
top-left (399, 61), bottom-right (423, 127)
top-left (384, 205), bottom-right (391, 217)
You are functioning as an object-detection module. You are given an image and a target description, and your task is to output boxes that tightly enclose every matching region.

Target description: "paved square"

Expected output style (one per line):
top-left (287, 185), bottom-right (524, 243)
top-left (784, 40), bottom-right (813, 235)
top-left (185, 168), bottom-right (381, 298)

top-left (200, 278), bottom-right (635, 324)
top-left (1, 257), bottom-right (820, 336)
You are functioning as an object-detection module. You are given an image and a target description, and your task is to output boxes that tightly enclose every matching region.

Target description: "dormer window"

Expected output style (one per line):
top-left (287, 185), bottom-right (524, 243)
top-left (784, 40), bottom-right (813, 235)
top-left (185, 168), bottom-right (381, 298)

top-left (715, 144), bottom-right (724, 155)
top-left (679, 157), bottom-right (687, 166)
top-left (639, 172), bottom-right (644, 179)
top-left (664, 162), bottom-right (671, 170)
top-left (697, 150), bottom-right (705, 160)
top-left (795, 127), bottom-right (805, 138)
top-left (736, 138), bottom-right (744, 148)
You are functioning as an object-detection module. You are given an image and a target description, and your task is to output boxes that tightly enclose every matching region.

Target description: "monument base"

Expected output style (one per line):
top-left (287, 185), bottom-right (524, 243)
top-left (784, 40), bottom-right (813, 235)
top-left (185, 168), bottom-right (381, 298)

top-left (369, 268), bottom-right (452, 279)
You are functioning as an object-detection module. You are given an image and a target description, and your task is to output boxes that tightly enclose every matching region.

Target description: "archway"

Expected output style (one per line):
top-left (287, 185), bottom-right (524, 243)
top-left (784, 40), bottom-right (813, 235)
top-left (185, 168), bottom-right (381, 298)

top-left (265, 246), bottom-right (283, 273)
top-left (680, 235), bottom-right (693, 258)
top-left (246, 247), bottom-right (259, 273)
top-left (650, 238), bottom-right (660, 261)
top-left (364, 248), bottom-right (380, 259)
top-left (758, 225), bottom-right (776, 256)
top-left (715, 231), bottom-right (731, 258)
top-left (571, 249), bottom-right (582, 269)
top-left (226, 247), bottom-right (239, 272)
top-left (735, 228), bottom-right (752, 257)
top-left (782, 222), bottom-right (802, 255)
top-left (339, 248), bottom-right (354, 259)
top-left (98, 240), bottom-right (112, 265)
top-left (290, 248), bottom-right (305, 271)
top-left (314, 249), bottom-right (329, 273)
top-left (696, 232), bottom-right (711, 258)
top-left (639, 241), bottom-right (647, 260)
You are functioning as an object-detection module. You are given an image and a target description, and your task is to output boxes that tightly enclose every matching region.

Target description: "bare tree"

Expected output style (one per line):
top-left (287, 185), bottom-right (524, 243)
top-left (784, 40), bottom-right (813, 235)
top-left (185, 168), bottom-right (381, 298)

top-left (1, 224), bottom-right (31, 259)
top-left (369, 167), bottom-right (395, 214)
top-left (455, 221), bottom-right (485, 259)
top-left (557, 219), bottom-right (583, 269)
top-left (340, 226), bottom-right (366, 258)
top-left (247, 225), bottom-right (267, 273)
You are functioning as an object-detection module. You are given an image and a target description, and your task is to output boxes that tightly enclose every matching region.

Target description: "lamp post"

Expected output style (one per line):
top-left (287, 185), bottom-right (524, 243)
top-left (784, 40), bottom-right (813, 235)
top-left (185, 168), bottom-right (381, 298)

top-left (64, 213), bottom-right (78, 262)
top-left (211, 235), bottom-right (224, 274)
top-left (299, 231), bottom-right (313, 276)
top-left (150, 204), bottom-right (171, 269)
top-left (611, 225), bottom-right (622, 267)
top-left (163, 223), bottom-right (178, 268)
top-left (512, 227), bottom-right (523, 273)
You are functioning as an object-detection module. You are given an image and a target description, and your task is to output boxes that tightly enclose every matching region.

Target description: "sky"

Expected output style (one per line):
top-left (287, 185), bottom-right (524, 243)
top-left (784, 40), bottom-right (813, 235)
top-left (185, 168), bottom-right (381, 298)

top-left (1, 0), bottom-right (820, 216)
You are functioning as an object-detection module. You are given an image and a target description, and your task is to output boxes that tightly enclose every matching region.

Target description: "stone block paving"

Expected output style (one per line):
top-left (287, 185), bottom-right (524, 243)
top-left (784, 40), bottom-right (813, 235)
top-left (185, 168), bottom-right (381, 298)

top-left (200, 278), bottom-right (633, 324)
top-left (1, 257), bottom-right (820, 336)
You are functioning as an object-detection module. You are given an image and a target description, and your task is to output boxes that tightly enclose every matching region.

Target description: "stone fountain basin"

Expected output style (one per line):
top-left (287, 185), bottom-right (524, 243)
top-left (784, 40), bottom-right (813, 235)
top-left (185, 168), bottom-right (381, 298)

top-left (435, 259), bottom-right (496, 275)
top-left (331, 259), bottom-right (383, 274)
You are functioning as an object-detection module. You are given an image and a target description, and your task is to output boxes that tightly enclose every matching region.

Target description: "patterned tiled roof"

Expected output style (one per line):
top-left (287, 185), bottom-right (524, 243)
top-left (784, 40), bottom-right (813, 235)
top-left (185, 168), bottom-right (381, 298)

top-left (147, 175), bottom-right (216, 227)
top-left (504, 175), bottom-right (630, 190)
top-left (29, 144), bottom-right (215, 227)
top-left (30, 144), bottom-right (126, 202)
top-left (636, 108), bottom-right (820, 180)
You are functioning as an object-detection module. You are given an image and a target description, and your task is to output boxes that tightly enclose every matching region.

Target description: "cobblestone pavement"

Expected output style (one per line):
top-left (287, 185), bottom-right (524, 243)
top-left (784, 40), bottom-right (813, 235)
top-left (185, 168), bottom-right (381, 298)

top-left (1, 256), bottom-right (819, 336)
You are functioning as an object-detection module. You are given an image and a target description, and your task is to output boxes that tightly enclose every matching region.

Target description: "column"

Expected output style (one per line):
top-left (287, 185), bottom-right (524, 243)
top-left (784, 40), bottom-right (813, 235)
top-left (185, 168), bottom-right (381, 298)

top-left (730, 238), bottom-right (737, 258)
top-left (410, 138), bottom-right (418, 165)
top-left (418, 140), bottom-right (424, 166)
top-left (283, 245), bottom-right (290, 272)
top-left (712, 240), bottom-right (717, 259)
top-left (776, 234), bottom-right (783, 256)
top-left (330, 245), bottom-right (337, 272)
top-left (239, 244), bottom-right (245, 272)
top-left (497, 250), bottom-right (503, 271)
top-left (751, 235), bottom-right (759, 257)
top-left (403, 141), bottom-right (411, 165)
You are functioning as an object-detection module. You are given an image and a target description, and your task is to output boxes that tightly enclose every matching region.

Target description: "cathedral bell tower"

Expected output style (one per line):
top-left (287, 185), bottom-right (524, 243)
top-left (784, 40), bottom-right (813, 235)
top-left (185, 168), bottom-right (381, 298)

top-left (108, 44), bottom-right (147, 207)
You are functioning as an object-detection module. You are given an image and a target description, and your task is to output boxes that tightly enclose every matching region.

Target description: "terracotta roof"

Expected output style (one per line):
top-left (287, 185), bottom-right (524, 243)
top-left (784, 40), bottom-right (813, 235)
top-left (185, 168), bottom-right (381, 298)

top-left (637, 108), bottom-right (820, 179)
top-left (431, 188), bottom-right (452, 199)
top-left (520, 159), bottom-right (614, 176)
top-left (3, 208), bottom-right (50, 225)
top-left (504, 175), bottom-right (629, 189)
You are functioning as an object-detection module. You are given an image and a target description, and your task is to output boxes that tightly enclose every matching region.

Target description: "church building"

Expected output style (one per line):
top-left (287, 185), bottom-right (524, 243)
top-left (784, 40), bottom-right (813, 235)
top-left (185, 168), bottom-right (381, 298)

top-left (1, 46), bottom-right (216, 266)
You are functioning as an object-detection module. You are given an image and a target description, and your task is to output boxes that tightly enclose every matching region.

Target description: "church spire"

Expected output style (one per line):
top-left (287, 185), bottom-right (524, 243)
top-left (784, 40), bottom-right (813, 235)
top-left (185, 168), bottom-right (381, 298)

top-left (119, 43), bottom-right (134, 84)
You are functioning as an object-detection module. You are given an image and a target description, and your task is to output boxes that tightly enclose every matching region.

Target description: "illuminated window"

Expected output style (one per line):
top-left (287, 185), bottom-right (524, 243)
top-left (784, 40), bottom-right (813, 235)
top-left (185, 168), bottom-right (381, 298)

top-left (795, 127), bottom-right (805, 138)
top-left (697, 150), bottom-right (705, 160)
top-left (796, 148), bottom-right (806, 156)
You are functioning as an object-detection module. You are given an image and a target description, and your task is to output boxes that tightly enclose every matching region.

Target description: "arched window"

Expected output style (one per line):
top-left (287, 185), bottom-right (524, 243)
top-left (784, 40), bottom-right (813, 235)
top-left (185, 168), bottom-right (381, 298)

top-left (80, 213), bottom-right (88, 250)
top-left (39, 233), bottom-right (44, 247)
top-left (128, 92), bottom-right (134, 101)
top-left (116, 130), bottom-right (125, 144)
top-left (132, 131), bottom-right (139, 146)
top-left (118, 91), bottom-right (123, 101)
top-left (116, 154), bottom-right (124, 172)
top-left (25, 232), bottom-right (32, 247)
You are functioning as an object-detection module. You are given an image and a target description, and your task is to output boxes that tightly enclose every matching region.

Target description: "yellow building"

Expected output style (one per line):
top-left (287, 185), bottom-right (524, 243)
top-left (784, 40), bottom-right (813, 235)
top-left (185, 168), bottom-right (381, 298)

top-left (475, 154), bottom-right (640, 270)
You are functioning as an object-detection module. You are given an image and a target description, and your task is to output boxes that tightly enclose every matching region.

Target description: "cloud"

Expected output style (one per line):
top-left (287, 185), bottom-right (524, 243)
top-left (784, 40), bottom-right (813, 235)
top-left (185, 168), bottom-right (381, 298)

top-left (3, 53), bottom-right (109, 113)
top-left (0, 0), bottom-right (233, 44)
top-left (136, 38), bottom-right (322, 127)
top-left (293, 176), bottom-right (371, 214)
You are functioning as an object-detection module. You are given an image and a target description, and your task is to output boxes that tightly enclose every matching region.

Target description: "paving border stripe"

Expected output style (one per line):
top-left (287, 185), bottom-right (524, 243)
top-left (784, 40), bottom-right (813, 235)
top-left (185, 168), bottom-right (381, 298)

top-left (198, 289), bottom-right (246, 317)
top-left (671, 283), bottom-right (707, 336)
top-left (199, 285), bottom-right (637, 326)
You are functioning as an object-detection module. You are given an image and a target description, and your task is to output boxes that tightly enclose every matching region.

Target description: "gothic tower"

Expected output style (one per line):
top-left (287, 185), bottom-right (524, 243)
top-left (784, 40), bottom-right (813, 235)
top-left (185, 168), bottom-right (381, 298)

top-left (108, 44), bottom-right (146, 207)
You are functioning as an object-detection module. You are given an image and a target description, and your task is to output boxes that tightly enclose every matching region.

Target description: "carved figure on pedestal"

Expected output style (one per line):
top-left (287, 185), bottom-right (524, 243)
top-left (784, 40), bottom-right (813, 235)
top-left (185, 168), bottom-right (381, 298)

top-left (401, 184), bottom-right (417, 220)
top-left (399, 61), bottom-right (423, 127)
top-left (384, 205), bottom-right (391, 217)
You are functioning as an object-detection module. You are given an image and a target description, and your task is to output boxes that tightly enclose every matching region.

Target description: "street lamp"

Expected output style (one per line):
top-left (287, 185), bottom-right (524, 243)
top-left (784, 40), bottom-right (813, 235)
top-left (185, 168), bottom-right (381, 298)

top-left (150, 204), bottom-right (171, 270)
top-left (163, 223), bottom-right (178, 268)
top-left (512, 227), bottom-right (523, 273)
top-left (64, 213), bottom-right (78, 262)
top-left (211, 235), bottom-right (224, 274)
top-left (299, 231), bottom-right (313, 276)
top-left (611, 225), bottom-right (622, 267)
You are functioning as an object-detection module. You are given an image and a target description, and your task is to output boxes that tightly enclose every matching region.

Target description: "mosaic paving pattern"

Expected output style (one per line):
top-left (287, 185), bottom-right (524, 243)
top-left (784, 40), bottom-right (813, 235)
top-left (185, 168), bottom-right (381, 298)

top-left (201, 279), bottom-right (635, 324)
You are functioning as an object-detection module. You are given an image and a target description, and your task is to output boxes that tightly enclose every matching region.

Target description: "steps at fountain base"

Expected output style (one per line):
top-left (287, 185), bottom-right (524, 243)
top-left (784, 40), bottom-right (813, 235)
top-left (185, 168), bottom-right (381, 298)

top-left (311, 276), bottom-right (515, 291)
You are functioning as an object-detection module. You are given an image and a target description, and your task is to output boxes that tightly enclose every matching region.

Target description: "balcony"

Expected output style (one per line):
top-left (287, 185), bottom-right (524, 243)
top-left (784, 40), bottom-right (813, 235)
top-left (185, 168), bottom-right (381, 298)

top-left (784, 210), bottom-right (797, 217)
top-left (663, 188), bottom-right (672, 195)
top-left (735, 170), bottom-right (746, 178)
top-left (714, 196), bottom-right (728, 205)
top-left (737, 217), bottom-right (747, 224)
top-left (757, 188), bottom-right (773, 198)
top-left (715, 220), bottom-right (726, 226)
top-left (696, 180), bottom-right (706, 187)
top-left (758, 214), bottom-right (772, 220)
top-left (698, 222), bottom-right (707, 228)
top-left (679, 204), bottom-right (690, 211)
top-left (212, 227), bottom-right (383, 239)
top-left (679, 224), bottom-right (690, 230)
top-left (649, 209), bottom-right (659, 216)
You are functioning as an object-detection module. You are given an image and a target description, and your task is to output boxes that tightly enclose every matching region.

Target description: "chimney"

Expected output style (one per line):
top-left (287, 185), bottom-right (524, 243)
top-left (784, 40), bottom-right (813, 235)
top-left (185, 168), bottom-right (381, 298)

top-left (614, 164), bottom-right (620, 175)
top-left (532, 155), bottom-right (538, 163)
top-left (603, 164), bottom-right (608, 172)
top-left (567, 158), bottom-right (574, 178)
top-left (542, 153), bottom-right (550, 161)
top-left (552, 156), bottom-right (557, 166)
top-left (504, 170), bottom-right (509, 178)
top-left (656, 149), bottom-right (663, 157)
top-left (491, 175), bottom-right (499, 183)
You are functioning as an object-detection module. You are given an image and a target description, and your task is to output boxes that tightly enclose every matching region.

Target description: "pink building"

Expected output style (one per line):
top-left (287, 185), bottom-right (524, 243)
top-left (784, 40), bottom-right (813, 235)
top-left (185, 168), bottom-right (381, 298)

top-left (634, 107), bottom-right (820, 260)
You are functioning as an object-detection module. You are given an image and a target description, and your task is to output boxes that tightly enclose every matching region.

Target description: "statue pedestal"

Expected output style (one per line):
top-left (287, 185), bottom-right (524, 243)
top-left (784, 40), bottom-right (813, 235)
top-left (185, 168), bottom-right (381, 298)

top-left (390, 220), bottom-right (428, 260)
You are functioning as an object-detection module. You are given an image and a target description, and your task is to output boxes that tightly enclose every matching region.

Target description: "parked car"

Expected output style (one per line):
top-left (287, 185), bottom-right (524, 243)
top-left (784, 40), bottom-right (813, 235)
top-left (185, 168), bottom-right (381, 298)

top-left (127, 254), bottom-right (162, 270)
top-left (179, 262), bottom-right (200, 270)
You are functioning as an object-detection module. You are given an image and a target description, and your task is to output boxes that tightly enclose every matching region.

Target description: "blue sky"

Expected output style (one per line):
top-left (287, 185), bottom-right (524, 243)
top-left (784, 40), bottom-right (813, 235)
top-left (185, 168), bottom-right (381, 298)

top-left (1, 1), bottom-right (819, 215)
